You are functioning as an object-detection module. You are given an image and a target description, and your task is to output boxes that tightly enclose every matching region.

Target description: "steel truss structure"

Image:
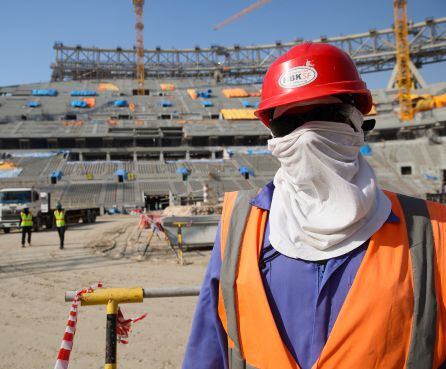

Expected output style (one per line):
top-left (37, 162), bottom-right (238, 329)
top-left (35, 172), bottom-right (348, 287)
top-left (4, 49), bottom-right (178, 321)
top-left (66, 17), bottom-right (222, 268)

top-left (51, 17), bottom-right (446, 82)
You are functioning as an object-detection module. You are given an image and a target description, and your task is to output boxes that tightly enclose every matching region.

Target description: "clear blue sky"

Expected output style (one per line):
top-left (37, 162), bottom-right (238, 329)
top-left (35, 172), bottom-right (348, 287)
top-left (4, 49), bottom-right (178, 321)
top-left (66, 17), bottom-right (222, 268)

top-left (1, 0), bottom-right (445, 88)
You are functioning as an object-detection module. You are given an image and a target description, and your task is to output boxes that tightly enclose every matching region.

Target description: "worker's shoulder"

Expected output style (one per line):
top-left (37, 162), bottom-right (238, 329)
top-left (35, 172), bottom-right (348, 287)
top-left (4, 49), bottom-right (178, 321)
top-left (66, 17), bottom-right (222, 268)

top-left (394, 192), bottom-right (446, 220)
top-left (222, 189), bottom-right (259, 204)
top-left (426, 199), bottom-right (446, 222)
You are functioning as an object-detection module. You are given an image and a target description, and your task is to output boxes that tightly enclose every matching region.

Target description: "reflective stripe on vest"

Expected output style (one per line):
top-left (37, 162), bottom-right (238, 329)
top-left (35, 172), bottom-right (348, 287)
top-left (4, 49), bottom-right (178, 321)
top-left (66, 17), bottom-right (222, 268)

top-left (220, 189), bottom-right (259, 369)
top-left (218, 190), bottom-right (443, 369)
top-left (397, 194), bottom-right (437, 368)
top-left (20, 212), bottom-right (33, 227)
top-left (54, 210), bottom-right (65, 227)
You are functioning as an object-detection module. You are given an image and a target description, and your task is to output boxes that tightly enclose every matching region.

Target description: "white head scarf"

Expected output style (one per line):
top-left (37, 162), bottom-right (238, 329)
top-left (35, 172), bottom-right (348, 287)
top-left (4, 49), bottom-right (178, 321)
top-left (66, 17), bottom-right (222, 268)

top-left (267, 106), bottom-right (391, 261)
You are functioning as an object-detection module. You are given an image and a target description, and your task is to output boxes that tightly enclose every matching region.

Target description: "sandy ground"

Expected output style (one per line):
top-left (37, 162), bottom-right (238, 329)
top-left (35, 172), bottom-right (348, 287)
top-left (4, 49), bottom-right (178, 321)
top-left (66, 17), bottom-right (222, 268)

top-left (0, 215), bottom-right (210, 369)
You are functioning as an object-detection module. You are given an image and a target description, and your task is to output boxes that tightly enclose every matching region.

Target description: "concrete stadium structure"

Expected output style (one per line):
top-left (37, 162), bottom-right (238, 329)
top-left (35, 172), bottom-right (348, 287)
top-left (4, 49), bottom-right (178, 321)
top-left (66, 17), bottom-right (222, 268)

top-left (1, 18), bottom-right (445, 208)
top-left (1, 77), bottom-right (445, 209)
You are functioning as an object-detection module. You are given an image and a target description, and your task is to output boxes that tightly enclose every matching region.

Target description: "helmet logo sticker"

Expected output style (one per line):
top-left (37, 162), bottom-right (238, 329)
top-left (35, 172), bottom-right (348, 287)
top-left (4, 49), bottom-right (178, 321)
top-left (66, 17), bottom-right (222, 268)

top-left (278, 66), bottom-right (318, 88)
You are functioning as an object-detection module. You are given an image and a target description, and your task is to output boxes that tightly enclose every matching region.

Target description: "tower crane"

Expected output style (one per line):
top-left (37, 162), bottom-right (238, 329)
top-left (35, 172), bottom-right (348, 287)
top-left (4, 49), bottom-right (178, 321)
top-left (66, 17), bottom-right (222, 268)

top-left (213, 0), bottom-right (271, 31)
top-left (394, 0), bottom-right (413, 121)
top-left (133, 0), bottom-right (145, 96)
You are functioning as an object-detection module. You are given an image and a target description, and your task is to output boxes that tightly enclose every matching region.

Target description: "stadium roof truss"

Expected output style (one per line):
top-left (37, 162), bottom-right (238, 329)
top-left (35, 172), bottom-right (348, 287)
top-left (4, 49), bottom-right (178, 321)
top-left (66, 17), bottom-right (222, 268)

top-left (51, 17), bottom-right (446, 82)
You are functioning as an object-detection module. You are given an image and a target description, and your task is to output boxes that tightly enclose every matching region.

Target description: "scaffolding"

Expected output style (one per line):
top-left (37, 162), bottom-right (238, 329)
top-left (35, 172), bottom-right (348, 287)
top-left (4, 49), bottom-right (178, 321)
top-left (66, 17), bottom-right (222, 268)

top-left (51, 17), bottom-right (446, 82)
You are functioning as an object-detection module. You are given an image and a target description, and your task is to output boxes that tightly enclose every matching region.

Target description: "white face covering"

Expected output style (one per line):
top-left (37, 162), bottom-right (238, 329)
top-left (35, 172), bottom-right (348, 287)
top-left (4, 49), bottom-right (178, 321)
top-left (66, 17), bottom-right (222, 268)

top-left (267, 106), bottom-right (391, 261)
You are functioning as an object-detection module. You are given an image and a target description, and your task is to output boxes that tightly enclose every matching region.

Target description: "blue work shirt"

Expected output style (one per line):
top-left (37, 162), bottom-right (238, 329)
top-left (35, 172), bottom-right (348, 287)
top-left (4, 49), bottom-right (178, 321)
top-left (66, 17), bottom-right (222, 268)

top-left (182, 182), bottom-right (399, 369)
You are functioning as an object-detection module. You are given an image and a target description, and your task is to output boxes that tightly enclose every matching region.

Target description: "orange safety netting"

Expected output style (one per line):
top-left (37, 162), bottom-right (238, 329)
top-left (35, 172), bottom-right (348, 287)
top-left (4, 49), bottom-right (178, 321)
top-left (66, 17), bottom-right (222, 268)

top-left (249, 90), bottom-right (262, 97)
top-left (64, 120), bottom-right (84, 127)
top-left (160, 83), bottom-right (175, 91)
top-left (0, 161), bottom-right (17, 170)
top-left (83, 98), bottom-right (96, 107)
top-left (221, 109), bottom-right (257, 120)
top-left (187, 89), bottom-right (198, 99)
top-left (222, 88), bottom-right (249, 98)
top-left (98, 83), bottom-right (119, 92)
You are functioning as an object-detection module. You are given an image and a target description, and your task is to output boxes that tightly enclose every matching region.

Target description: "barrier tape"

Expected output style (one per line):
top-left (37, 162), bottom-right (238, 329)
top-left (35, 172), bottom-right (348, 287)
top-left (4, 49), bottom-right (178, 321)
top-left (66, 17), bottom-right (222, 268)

top-left (117, 309), bottom-right (147, 344)
top-left (54, 282), bottom-right (146, 369)
top-left (54, 282), bottom-right (102, 369)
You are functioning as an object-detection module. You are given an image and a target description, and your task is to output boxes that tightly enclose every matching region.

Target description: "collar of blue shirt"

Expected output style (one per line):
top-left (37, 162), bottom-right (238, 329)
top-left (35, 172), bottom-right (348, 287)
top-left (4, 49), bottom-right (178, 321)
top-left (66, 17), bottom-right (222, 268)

top-left (249, 181), bottom-right (400, 223)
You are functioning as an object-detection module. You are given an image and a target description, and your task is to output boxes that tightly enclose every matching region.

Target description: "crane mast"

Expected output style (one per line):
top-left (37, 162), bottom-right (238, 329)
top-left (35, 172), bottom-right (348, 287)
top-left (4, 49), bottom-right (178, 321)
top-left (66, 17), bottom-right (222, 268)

top-left (133, 0), bottom-right (145, 96)
top-left (394, 0), bottom-right (413, 121)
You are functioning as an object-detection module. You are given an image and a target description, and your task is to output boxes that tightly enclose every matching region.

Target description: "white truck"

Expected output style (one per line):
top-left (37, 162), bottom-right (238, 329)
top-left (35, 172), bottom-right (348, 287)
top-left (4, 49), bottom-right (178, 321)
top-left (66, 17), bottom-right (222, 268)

top-left (0, 187), bottom-right (100, 233)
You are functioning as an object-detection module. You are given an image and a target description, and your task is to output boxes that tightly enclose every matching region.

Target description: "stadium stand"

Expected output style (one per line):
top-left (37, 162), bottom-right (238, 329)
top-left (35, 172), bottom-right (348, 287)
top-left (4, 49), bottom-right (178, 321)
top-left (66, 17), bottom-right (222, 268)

top-left (0, 77), bottom-right (445, 208)
top-left (103, 183), bottom-right (118, 205)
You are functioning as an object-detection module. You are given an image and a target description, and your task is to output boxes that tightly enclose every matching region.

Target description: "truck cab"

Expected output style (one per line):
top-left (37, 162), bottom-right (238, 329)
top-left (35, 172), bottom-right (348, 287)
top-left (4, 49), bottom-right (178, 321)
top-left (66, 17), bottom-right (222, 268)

top-left (0, 188), bottom-right (48, 233)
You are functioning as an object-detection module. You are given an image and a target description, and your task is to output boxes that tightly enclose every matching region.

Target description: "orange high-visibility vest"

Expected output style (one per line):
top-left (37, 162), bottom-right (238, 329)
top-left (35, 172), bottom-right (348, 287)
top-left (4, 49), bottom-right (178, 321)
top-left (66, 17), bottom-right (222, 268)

top-left (218, 190), bottom-right (446, 369)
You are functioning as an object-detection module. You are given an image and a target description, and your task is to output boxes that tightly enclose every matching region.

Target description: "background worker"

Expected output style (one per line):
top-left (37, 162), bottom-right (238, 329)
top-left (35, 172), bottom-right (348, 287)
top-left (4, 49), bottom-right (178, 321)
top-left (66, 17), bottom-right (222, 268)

top-left (54, 202), bottom-right (66, 249)
top-left (182, 43), bottom-right (446, 369)
top-left (19, 206), bottom-right (33, 247)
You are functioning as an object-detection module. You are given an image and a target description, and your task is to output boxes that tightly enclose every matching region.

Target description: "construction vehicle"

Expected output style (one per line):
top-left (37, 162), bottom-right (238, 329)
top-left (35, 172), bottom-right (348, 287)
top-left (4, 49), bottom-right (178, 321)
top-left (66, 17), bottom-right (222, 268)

top-left (0, 187), bottom-right (100, 233)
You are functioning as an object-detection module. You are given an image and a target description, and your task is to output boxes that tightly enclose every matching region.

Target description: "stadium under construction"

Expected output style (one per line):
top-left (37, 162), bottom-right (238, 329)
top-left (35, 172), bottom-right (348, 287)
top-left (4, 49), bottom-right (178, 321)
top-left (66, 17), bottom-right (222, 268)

top-left (0, 17), bottom-right (446, 210)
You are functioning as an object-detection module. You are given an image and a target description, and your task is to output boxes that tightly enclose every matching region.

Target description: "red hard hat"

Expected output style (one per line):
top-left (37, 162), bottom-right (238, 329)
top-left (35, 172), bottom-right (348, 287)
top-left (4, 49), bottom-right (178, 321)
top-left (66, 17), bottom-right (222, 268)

top-left (255, 42), bottom-right (372, 126)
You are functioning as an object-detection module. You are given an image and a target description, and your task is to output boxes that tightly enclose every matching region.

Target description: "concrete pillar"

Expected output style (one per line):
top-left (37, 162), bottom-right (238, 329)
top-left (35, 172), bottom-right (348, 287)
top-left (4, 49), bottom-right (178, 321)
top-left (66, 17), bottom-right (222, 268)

top-left (79, 152), bottom-right (84, 161)
top-left (203, 183), bottom-right (208, 204)
top-left (159, 152), bottom-right (164, 162)
top-left (185, 151), bottom-right (191, 160)
top-left (106, 152), bottom-right (111, 161)
top-left (211, 151), bottom-right (216, 160)
top-left (133, 152), bottom-right (137, 162)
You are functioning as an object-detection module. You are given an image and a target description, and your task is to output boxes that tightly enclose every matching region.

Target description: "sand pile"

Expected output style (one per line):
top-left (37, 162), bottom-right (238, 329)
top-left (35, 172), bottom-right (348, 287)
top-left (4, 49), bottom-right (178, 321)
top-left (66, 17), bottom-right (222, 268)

top-left (162, 204), bottom-right (222, 216)
top-left (88, 218), bottom-right (178, 262)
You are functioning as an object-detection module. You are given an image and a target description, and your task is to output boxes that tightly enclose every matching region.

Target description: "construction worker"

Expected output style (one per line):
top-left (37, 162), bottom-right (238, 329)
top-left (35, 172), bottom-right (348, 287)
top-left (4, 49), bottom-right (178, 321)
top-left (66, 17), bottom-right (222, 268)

top-left (183, 43), bottom-right (446, 369)
top-left (54, 202), bottom-right (66, 249)
top-left (19, 206), bottom-right (33, 247)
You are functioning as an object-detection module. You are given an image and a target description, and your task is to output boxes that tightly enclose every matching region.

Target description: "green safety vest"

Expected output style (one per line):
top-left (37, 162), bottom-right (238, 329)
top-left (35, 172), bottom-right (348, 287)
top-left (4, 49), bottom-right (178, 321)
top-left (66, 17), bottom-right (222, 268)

top-left (20, 212), bottom-right (33, 227)
top-left (54, 210), bottom-right (66, 227)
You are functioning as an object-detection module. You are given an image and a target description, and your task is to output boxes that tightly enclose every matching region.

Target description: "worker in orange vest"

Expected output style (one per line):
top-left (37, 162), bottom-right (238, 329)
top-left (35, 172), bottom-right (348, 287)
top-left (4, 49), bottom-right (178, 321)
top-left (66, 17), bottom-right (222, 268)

top-left (183, 43), bottom-right (446, 369)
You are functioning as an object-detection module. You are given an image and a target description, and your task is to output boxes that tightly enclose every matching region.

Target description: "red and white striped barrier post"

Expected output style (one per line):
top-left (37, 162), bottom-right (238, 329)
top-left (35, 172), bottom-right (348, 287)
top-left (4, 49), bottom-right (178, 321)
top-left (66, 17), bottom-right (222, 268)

top-left (54, 283), bottom-right (147, 369)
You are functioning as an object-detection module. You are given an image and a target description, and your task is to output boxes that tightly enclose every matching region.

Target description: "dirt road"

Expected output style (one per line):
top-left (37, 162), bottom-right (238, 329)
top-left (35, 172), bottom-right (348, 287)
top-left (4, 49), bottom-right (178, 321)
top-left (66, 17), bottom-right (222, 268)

top-left (0, 215), bottom-right (210, 369)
